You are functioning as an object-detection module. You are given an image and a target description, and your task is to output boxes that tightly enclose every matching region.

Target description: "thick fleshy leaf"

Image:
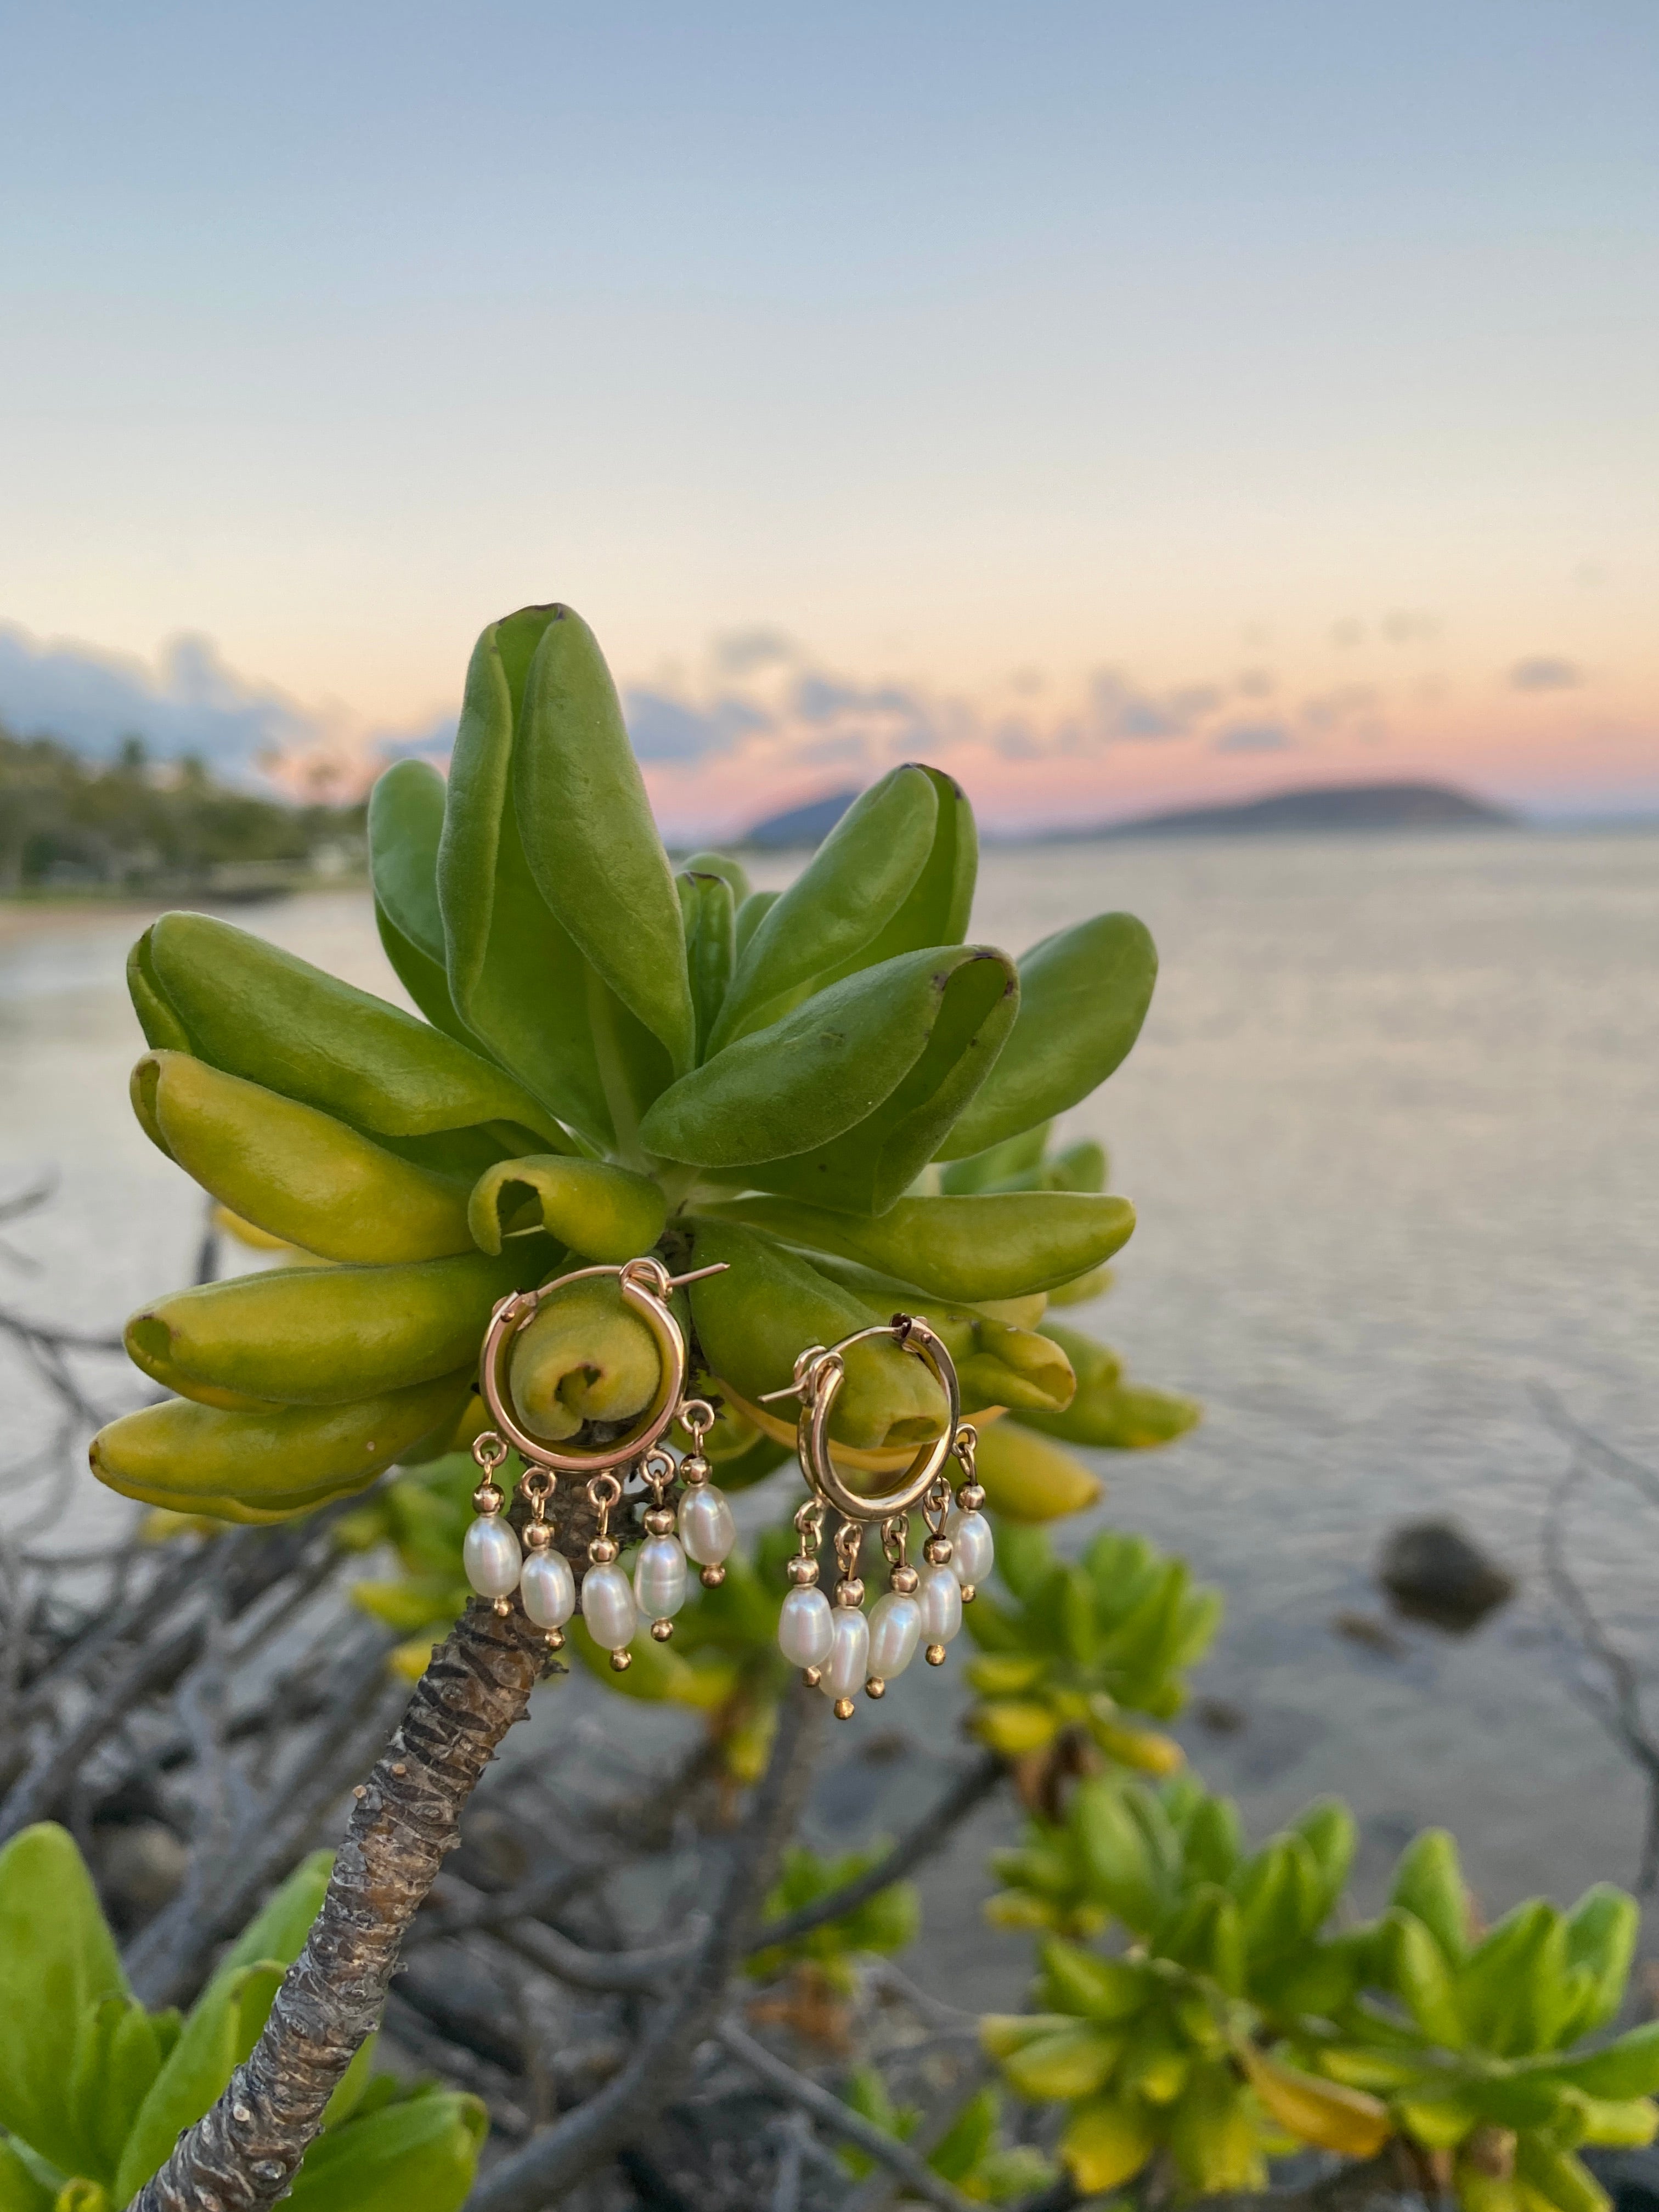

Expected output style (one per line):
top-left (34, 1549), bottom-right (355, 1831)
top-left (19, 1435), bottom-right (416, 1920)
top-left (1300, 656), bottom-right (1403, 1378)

top-left (505, 1275), bottom-right (664, 1444)
top-left (802, 1253), bottom-right (1074, 1416)
top-left (132, 915), bottom-right (562, 1148)
top-left (282, 2090), bottom-right (487, 2212)
top-left (65, 1996), bottom-right (169, 2186)
top-left (679, 870), bottom-right (736, 1062)
top-left (90, 1372), bottom-right (473, 1516)
top-left (642, 947), bottom-right (1009, 1171)
top-left (437, 608), bottom-right (613, 1144)
top-left (733, 889), bottom-right (777, 958)
top-left (0, 2141), bottom-right (53, 2212)
top-left (368, 761), bottom-right (473, 1045)
top-left (811, 765), bottom-right (978, 987)
top-left (132, 1053), bottom-right (477, 1265)
top-left (681, 849), bottom-right (752, 904)
top-left (743, 949), bottom-right (1016, 1213)
top-left (938, 914), bottom-right (1157, 1158)
top-left (0, 1826), bottom-right (129, 2179)
top-left (706, 766), bottom-right (939, 1052)
top-left (467, 1155), bottom-right (665, 1261)
top-left (124, 1250), bottom-right (528, 1407)
top-left (685, 1219), bottom-right (946, 1453)
top-left (701, 1190), bottom-right (1136, 1301)
top-left (973, 1421), bottom-right (1102, 1521)
top-left (514, 606), bottom-right (695, 1076)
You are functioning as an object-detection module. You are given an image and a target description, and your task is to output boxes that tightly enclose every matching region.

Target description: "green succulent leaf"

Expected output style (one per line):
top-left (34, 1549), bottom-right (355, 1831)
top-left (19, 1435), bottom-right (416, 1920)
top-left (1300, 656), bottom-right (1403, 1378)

top-left (741, 948), bottom-right (1017, 1213)
top-left (1560, 1884), bottom-right (1640, 2039)
top-left (679, 870), bottom-right (736, 1062)
top-left (368, 761), bottom-right (475, 1045)
top-left (0, 1825), bottom-right (130, 2180)
top-left (466, 1155), bottom-right (666, 1261)
top-left (514, 605), bottom-right (695, 1077)
top-left (644, 945), bottom-right (1012, 1173)
top-left (131, 915), bottom-right (563, 1152)
top-left (131, 1053), bottom-right (477, 1266)
top-left (1389, 1829), bottom-right (1469, 1966)
top-left (938, 913), bottom-right (1157, 1158)
top-left (806, 765), bottom-right (979, 988)
top-left (707, 765), bottom-right (940, 1052)
top-left (700, 1190), bottom-right (1135, 1301)
top-left (436, 606), bottom-right (614, 1143)
top-left (280, 2090), bottom-right (487, 2212)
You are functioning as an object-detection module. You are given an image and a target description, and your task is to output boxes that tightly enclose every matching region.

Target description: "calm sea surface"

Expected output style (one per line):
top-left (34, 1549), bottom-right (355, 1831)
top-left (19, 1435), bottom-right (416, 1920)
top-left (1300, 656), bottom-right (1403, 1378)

top-left (3, 830), bottom-right (1657, 1983)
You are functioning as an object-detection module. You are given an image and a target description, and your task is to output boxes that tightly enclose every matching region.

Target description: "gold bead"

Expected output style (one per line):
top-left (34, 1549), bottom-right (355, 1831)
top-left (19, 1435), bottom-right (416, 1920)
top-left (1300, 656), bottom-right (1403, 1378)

top-left (925, 1642), bottom-right (946, 1666)
top-left (923, 1537), bottom-right (952, 1567)
top-left (802, 1665), bottom-right (823, 1688)
top-left (589, 1537), bottom-right (619, 1566)
top-left (959, 1483), bottom-right (986, 1512)
top-left (545, 1627), bottom-right (566, 1650)
top-left (700, 1562), bottom-right (726, 1588)
top-left (650, 1618), bottom-right (674, 1642)
top-left (643, 1506), bottom-right (676, 1537)
top-left (960, 1584), bottom-right (977, 1604)
top-left (889, 1565), bottom-right (919, 1595)
top-left (524, 1522), bottom-right (552, 1551)
top-left (833, 1697), bottom-right (855, 1720)
top-left (492, 1596), bottom-right (511, 1616)
top-left (787, 1555), bottom-right (820, 1585)
top-left (609, 1649), bottom-right (633, 1672)
top-left (835, 1578), bottom-right (865, 1609)
top-left (865, 1677), bottom-right (886, 1699)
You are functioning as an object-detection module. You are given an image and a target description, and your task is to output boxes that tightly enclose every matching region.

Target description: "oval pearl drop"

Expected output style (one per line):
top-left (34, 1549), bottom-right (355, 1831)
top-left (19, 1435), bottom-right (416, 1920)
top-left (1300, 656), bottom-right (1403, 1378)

top-left (678, 1483), bottom-right (736, 1566)
top-left (820, 1607), bottom-right (870, 1700)
top-left (520, 1548), bottom-right (575, 1628)
top-left (777, 1584), bottom-right (834, 1668)
top-left (634, 1535), bottom-right (689, 1620)
top-left (918, 1565), bottom-right (963, 1645)
top-left (463, 1516), bottom-right (521, 1600)
top-left (580, 1561), bottom-right (637, 1650)
top-left (867, 1591), bottom-right (922, 1679)
top-left (946, 1508), bottom-right (995, 1586)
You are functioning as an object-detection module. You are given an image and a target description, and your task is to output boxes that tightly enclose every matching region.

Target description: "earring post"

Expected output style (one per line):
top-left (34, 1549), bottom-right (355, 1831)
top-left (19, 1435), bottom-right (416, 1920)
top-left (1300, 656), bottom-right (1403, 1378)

top-left (664, 1262), bottom-right (730, 1288)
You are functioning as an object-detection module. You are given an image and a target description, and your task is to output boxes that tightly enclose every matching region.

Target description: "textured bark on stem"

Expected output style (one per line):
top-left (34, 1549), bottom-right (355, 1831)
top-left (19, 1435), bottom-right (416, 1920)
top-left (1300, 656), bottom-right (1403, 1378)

top-left (126, 1595), bottom-right (548, 2212)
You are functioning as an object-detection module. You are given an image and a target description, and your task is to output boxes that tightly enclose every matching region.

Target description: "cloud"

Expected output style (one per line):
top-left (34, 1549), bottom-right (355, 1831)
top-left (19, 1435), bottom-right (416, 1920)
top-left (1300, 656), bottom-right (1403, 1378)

top-left (1380, 610), bottom-right (1440, 647)
top-left (1212, 722), bottom-right (1293, 754)
top-left (1510, 655), bottom-right (1584, 692)
top-left (1086, 671), bottom-right (1223, 745)
top-left (0, 623), bottom-right (319, 774)
top-left (710, 627), bottom-right (798, 676)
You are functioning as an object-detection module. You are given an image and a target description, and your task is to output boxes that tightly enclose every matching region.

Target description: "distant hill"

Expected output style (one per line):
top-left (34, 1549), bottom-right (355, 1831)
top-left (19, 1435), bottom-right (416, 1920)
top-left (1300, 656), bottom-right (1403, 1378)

top-left (740, 787), bottom-right (859, 849)
top-left (1079, 780), bottom-right (1519, 840)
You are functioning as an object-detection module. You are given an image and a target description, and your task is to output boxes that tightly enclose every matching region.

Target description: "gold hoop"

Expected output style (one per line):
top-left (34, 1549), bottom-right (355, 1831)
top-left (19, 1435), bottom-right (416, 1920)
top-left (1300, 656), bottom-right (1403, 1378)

top-left (780, 1316), bottom-right (962, 1523)
top-left (476, 1255), bottom-right (724, 1474)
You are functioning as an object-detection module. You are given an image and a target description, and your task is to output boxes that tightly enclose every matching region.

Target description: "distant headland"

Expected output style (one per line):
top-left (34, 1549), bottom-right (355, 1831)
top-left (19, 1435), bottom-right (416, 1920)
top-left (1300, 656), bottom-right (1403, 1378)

top-left (736, 778), bottom-right (1520, 849)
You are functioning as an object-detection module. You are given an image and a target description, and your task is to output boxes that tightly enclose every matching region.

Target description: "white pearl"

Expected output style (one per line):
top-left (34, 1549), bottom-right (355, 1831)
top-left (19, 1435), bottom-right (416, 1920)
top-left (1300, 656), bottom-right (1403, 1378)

top-left (463, 1516), bottom-right (521, 1600)
top-left (634, 1536), bottom-right (689, 1620)
top-left (867, 1592), bottom-right (923, 1679)
top-left (820, 1606), bottom-right (870, 1700)
top-left (678, 1483), bottom-right (736, 1566)
top-left (946, 1508), bottom-right (995, 1586)
top-left (918, 1565), bottom-right (963, 1645)
top-left (777, 1584), bottom-right (834, 1668)
top-left (580, 1561), bottom-right (637, 1651)
top-left (520, 1548), bottom-right (575, 1628)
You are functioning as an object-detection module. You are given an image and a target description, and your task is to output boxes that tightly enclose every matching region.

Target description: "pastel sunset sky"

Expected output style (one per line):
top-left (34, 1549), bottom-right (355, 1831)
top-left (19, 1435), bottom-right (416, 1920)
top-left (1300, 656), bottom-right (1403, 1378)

top-left (2, 1), bottom-right (1655, 833)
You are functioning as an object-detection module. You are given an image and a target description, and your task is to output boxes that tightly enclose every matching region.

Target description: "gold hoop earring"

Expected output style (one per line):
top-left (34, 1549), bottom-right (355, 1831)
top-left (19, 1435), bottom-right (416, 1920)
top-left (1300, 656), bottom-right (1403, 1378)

top-left (762, 1315), bottom-right (992, 1719)
top-left (460, 1255), bottom-right (731, 1668)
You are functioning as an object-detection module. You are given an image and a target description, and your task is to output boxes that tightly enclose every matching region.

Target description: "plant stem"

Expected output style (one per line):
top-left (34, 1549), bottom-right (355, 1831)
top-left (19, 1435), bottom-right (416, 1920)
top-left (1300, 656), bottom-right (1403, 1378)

top-left (126, 1595), bottom-right (548, 2212)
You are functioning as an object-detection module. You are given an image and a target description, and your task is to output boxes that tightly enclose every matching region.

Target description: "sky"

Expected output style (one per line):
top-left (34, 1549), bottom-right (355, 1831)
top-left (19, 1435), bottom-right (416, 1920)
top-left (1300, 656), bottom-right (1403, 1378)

top-left (1, 1), bottom-right (1655, 833)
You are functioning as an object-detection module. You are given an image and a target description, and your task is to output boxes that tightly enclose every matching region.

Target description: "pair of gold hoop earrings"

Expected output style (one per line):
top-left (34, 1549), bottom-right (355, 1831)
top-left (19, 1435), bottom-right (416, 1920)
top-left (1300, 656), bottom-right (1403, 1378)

top-left (459, 1255), bottom-right (995, 1719)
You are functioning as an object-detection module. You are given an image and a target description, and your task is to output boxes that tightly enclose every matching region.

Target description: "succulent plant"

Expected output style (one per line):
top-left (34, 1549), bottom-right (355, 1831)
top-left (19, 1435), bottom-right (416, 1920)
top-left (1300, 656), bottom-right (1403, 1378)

top-left (90, 601), bottom-right (1171, 1528)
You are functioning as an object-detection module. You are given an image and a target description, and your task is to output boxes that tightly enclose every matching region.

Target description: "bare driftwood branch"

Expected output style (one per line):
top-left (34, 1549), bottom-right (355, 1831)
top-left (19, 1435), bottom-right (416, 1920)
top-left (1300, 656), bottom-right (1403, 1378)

top-left (127, 1595), bottom-right (549, 2212)
top-left (466, 1682), bottom-right (828, 2212)
top-left (752, 1748), bottom-right (1006, 1953)
top-left (714, 2017), bottom-right (980, 2212)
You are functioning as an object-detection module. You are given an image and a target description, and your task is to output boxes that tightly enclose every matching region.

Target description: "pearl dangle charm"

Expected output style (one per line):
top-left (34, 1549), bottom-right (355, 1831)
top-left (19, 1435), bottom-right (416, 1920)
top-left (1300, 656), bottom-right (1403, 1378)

top-left (777, 1497), bottom-right (834, 1681)
top-left (463, 1435), bottom-right (521, 1613)
top-left (517, 1468), bottom-right (574, 1644)
top-left (944, 1422), bottom-right (993, 1600)
top-left (865, 1516), bottom-right (923, 1697)
top-left (675, 1398), bottom-right (736, 1588)
top-left (820, 1519), bottom-right (870, 1720)
top-left (633, 1446), bottom-right (690, 1641)
top-left (581, 1472), bottom-right (637, 1669)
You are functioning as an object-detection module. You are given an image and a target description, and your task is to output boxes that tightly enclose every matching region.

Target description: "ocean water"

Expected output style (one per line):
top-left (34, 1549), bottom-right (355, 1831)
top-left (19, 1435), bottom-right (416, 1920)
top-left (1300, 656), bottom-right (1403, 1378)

top-left (3, 830), bottom-right (1657, 1981)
